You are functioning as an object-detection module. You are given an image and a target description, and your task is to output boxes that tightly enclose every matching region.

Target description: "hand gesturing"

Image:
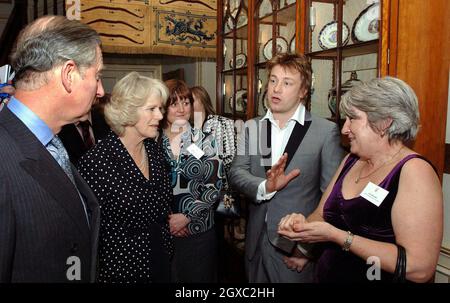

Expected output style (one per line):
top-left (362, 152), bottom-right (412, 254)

top-left (265, 153), bottom-right (300, 193)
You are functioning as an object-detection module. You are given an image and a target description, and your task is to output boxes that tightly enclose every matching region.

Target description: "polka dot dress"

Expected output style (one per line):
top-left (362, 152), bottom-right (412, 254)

top-left (78, 131), bottom-right (173, 283)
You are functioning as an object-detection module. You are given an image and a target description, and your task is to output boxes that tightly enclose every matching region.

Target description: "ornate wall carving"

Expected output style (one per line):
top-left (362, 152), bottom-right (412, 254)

top-left (74, 0), bottom-right (217, 57)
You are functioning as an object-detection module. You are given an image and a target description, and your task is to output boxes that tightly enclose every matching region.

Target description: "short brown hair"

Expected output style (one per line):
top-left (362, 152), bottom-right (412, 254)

top-left (161, 79), bottom-right (193, 129)
top-left (266, 53), bottom-right (312, 98)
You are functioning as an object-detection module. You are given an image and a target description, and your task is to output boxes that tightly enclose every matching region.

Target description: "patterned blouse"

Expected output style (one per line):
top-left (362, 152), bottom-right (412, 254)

top-left (78, 131), bottom-right (173, 283)
top-left (161, 126), bottom-right (224, 235)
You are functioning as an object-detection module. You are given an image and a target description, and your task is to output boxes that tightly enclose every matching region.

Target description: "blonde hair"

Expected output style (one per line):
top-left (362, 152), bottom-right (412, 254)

top-left (104, 72), bottom-right (169, 135)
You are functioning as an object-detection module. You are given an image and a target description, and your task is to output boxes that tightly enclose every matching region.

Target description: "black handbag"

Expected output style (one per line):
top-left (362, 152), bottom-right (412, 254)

top-left (215, 172), bottom-right (241, 218)
top-left (393, 244), bottom-right (407, 283)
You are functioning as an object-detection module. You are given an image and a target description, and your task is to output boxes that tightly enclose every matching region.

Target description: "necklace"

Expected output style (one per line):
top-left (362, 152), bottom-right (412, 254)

top-left (355, 146), bottom-right (404, 184)
top-left (137, 145), bottom-right (148, 171)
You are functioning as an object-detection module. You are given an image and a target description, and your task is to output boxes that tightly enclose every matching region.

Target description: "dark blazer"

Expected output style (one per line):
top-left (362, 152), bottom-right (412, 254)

top-left (59, 107), bottom-right (110, 165)
top-left (0, 107), bottom-right (100, 283)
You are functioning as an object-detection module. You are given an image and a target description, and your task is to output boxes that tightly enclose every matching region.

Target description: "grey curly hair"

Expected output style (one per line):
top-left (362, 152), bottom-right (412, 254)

top-left (340, 76), bottom-right (420, 143)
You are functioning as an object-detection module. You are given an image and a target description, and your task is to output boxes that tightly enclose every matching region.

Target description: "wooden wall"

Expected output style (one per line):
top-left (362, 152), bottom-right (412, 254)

top-left (388, 0), bottom-right (450, 178)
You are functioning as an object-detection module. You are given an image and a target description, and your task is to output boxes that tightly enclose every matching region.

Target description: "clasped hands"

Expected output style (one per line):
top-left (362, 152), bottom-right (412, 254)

top-left (278, 213), bottom-right (334, 272)
top-left (169, 213), bottom-right (191, 237)
top-left (278, 213), bottom-right (334, 243)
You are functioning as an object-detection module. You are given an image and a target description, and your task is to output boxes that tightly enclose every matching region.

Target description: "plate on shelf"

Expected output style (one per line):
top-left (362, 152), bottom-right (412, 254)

top-left (318, 21), bottom-right (350, 50)
top-left (289, 37), bottom-right (295, 53)
top-left (226, 17), bottom-right (234, 31)
top-left (263, 37), bottom-right (288, 60)
top-left (229, 7), bottom-right (248, 28)
top-left (236, 14), bottom-right (248, 27)
top-left (352, 3), bottom-right (380, 43)
top-left (226, 15), bottom-right (248, 31)
top-left (229, 53), bottom-right (247, 69)
top-left (225, 16), bottom-right (233, 32)
top-left (229, 89), bottom-right (247, 112)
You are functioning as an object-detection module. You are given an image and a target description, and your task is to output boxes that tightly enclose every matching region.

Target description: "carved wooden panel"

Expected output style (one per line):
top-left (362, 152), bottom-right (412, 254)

top-left (76, 0), bottom-right (217, 57)
top-left (80, 0), bottom-right (150, 49)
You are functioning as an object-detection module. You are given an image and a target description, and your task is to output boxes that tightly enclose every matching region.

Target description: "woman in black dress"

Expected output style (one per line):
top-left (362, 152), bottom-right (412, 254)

top-left (78, 72), bottom-right (173, 283)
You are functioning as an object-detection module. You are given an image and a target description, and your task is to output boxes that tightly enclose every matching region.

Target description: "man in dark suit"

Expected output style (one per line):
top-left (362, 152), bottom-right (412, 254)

top-left (230, 53), bottom-right (344, 282)
top-left (0, 16), bottom-right (103, 282)
top-left (59, 95), bottom-right (111, 164)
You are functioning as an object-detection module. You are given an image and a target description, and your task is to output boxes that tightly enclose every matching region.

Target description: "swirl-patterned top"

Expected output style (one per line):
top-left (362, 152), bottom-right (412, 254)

top-left (161, 126), bottom-right (224, 234)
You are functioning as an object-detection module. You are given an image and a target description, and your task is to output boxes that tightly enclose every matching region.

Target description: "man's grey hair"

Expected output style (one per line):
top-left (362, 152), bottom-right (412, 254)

top-left (10, 15), bottom-right (101, 90)
top-left (340, 76), bottom-right (420, 143)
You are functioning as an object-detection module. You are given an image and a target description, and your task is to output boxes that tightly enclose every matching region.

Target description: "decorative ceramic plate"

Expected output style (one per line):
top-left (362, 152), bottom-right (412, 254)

top-left (228, 7), bottom-right (248, 28)
top-left (229, 89), bottom-right (247, 112)
top-left (289, 37), bottom-right (296, 53)
top-left (236, 14), bottom-right (248, 27)
top-left (225, 16), bottom-right (233, 32)
top-left (229, 53), bottom-right (247, 69)
top-left (263, 37), bottom-right (288, 60)
top-left (318, 21), bottom-right (350, 49)
top-left (352, 3), bottom-right (380, 42)
top-left (226, 17), bottom-right (234, 31)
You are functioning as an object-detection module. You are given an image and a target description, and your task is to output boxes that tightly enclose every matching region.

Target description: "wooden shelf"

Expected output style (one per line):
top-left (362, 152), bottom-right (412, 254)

top-left (255, 61), bottom-right (267, 69)
top-left (307, 40), bottom-right (378, 59)
top-left (223, 112), bottom-right (246, 120)
top-left (259, 4), bottom-right (296, 26)
top-left (222, 67), bottom-right (248, 76)
top-left (312, 0), bottom-right (337, 3)
top-left (224, 25), bottom-right (248, 39)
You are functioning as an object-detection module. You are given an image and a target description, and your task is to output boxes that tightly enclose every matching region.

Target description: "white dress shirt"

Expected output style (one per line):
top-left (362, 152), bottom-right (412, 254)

top-left (256, 103), bottom-right (306, 201)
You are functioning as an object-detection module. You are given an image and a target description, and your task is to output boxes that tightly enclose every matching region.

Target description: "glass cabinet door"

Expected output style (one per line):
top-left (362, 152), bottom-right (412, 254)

top-left (254, 0), bottom-right (298, 116)
top-left (305, 0), bottom-right (381, 122)
top-left (221, 0), bottom-right (249, 119)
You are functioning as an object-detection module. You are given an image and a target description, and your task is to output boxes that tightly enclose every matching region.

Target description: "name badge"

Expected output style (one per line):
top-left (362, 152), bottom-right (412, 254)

top-left (360, 182), bottom-right (389, 207)
top-left (186, 143), bottom-right (205, 160)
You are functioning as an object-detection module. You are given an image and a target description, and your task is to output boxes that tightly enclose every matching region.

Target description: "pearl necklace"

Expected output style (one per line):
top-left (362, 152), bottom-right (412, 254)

top-left (355, 147), bottom-right (404, 184)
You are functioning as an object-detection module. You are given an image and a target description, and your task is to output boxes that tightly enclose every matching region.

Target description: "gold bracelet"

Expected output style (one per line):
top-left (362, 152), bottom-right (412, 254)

top-left (342, 231), bottom-right (354, 251)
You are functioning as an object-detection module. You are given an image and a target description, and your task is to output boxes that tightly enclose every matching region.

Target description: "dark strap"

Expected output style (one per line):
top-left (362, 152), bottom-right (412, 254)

top-left (262, 120), bottom-right (311, 172)
top-left (260, 119), bottom-right (271, 171)
top-left (283, 120), bottom-right (311, 169)
top-left (393, 244), bottom-right (407, 282)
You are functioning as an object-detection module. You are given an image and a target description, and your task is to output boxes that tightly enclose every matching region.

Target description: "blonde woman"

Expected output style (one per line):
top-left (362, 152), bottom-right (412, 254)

top-left (78, 72), bottom-right (173, 283)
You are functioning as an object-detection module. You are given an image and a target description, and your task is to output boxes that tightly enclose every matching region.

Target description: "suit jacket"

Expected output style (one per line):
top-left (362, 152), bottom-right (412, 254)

top-left (59, 107), bottom-right (110, 165)
top-left (230, 111), bottom-right (344, 264)
top-left (0, 107), bottom-right (100, 283)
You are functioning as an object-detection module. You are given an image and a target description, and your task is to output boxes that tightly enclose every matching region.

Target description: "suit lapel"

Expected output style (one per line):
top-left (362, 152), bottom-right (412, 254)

top-left (1, 108), bottom-right (90, 234)
top-left (259, 112), bottom-right (312, 171)
top-left (283, 120), bottom-right (311, 168)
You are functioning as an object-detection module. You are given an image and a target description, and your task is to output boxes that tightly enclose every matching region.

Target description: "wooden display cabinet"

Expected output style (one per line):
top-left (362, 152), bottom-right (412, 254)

top-left (216, 0), bottom-right (449, 178)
